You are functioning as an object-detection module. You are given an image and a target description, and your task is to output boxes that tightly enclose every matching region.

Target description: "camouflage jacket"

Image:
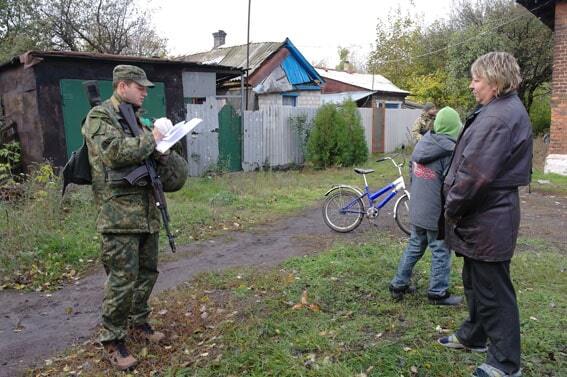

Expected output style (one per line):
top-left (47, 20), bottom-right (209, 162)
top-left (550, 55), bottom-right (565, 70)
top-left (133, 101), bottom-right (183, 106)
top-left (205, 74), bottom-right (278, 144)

top-left (82, 94), bottom-right (160, 234)
top-left (411, 112), bottom-right (435, 142)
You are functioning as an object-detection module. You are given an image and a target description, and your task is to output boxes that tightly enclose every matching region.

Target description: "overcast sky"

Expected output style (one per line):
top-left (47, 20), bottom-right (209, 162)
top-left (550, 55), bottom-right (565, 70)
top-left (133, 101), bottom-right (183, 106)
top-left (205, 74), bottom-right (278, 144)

top-left (153, 0), bottom-right (455, 68)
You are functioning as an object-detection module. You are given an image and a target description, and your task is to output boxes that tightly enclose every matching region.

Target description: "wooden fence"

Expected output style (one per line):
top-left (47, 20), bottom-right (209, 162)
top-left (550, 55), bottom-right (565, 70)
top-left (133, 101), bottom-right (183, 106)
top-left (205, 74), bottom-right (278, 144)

top-left (185, 101), bottom-right (419, 175)
top-left (384, 108), bottom-right (422, 152)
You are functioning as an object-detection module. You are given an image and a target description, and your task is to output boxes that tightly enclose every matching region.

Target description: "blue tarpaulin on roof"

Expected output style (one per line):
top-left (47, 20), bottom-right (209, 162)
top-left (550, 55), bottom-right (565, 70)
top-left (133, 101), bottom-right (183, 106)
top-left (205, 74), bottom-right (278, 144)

top-left (281, 55), bottom-right (312, 85)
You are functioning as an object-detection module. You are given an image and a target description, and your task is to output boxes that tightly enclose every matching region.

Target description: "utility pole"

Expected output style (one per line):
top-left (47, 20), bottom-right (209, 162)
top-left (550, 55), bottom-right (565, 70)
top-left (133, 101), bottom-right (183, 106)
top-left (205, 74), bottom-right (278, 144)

top-left (246, 0), bottom-right (251, 110)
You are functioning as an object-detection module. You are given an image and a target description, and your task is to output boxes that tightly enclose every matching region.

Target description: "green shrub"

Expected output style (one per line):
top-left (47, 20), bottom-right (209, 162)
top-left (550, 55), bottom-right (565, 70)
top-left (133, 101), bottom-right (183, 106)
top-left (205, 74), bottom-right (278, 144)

top-left (306, 101), bottom-right (368, 169)
top-left (0, 142), bottom-right (21, 184)
top-left (337, 100), bottom-right (368, 166)
top-left (288, 113), bottom-right (312, 158)
top-left (529, 89), bottom-right (551, 135)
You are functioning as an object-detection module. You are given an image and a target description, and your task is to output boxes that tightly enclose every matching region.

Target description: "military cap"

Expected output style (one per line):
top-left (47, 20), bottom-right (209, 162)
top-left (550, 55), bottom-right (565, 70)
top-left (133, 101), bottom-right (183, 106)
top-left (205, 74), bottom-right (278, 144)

top-left (113, 65), bottom-right (154, 87)
top-left (423, 102), bottom-right (435, 112)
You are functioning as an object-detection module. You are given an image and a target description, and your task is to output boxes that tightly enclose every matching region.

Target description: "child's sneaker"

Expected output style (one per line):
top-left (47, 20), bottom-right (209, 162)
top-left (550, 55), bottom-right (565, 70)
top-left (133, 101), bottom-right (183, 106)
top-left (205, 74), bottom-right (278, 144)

top-left (437, 334), bottom-right (488, 353)
top-left (388, 284), bottom-right (416, 301)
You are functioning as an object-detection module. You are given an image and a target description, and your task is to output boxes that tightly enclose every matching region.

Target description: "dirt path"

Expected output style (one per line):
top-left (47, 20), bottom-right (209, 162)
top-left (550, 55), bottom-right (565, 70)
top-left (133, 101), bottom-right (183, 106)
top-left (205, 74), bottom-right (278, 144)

top-left (0, 190), bottom-right (565, 376)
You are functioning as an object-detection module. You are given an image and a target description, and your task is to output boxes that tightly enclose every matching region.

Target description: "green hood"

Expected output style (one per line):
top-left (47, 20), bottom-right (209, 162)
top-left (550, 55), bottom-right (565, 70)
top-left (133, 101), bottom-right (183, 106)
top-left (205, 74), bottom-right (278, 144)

top-left (433, 106), bottom-right (462, 140)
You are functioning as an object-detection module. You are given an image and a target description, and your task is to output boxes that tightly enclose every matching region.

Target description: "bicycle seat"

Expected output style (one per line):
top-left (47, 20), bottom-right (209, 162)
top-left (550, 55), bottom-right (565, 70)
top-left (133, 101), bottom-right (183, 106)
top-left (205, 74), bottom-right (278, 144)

top-left (354, 168), bottom-right (374, 175)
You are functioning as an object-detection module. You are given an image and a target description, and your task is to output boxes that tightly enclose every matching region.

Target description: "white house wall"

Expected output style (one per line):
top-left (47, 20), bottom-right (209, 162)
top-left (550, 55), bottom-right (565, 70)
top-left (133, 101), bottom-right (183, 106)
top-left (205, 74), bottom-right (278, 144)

top-left (297, 91), bottom-right (321, 107)
top-left (257, 91), bottom-right (321, 108)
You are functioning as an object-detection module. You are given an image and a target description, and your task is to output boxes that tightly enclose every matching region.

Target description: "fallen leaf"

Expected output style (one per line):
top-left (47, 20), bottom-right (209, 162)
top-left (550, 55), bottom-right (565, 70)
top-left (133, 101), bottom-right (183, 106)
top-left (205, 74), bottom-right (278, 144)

top-left (403, 347), bottom-right (412, 352)
top-left (300, 290), bottom-right (309, 305)
top-left (411, 365), bottom-right (418, 374)
top-left (308, 303), bottom-right (321, 312)
top-left (158, 309), bottom-right (168, 315)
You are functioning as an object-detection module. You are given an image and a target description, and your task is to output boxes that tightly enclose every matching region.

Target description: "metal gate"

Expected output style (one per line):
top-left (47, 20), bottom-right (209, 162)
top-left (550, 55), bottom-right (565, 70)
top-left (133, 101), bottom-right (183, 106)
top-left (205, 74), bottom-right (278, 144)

top-left (218, 104), bottom-right (242, 172)
top-left (60, 79), bottom-right (166, 158)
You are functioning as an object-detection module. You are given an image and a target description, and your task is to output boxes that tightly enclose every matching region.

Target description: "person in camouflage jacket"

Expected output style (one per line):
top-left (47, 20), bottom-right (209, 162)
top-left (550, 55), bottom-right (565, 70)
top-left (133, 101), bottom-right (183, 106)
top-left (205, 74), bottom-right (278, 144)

top-left (411, 102), bottom-right (437, 143)
top-left (82, 65), bottom-right (184, 370)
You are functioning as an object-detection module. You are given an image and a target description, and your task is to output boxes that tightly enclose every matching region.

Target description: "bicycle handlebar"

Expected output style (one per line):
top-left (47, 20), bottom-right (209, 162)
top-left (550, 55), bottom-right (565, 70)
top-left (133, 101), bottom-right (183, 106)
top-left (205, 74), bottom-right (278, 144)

top-left (376, 155), bottom-right (405, 176)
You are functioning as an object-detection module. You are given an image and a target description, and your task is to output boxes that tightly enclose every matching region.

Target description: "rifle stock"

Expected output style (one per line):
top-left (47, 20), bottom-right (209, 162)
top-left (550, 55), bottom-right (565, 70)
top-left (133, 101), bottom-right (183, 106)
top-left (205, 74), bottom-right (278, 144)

top-left (118, 103), bottom-right (177, 253)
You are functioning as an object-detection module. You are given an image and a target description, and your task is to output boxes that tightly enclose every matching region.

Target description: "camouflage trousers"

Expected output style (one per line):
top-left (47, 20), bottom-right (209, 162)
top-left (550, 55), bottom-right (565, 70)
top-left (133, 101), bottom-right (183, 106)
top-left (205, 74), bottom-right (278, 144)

top-left (99, 232), bottom-right (159, 343)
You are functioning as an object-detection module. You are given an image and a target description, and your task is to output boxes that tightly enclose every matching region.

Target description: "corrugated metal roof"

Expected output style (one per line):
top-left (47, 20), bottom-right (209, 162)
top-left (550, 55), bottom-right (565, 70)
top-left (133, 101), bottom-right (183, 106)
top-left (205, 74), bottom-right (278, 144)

top-left (179, 38), bottom-right (323, 87)
top-left (321, 91), bottom-right (375, 104)
top-left (179, 42), bottom-right (284, 74)
top-left (316, 68), bottom-right (408, 94)
top-left (0, 50), bottom-right (244, 78)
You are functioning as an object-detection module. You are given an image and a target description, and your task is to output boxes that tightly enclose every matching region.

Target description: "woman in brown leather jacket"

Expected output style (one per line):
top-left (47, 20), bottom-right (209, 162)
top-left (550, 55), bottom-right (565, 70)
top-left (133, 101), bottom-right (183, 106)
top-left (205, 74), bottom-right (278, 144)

top-left (437, 52), bottom-right (532, 377)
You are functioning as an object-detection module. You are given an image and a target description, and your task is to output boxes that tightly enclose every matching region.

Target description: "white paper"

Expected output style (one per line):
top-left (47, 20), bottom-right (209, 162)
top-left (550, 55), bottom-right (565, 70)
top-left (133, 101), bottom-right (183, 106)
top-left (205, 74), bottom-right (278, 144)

top-left (156, 118), bottom-right (202, 153)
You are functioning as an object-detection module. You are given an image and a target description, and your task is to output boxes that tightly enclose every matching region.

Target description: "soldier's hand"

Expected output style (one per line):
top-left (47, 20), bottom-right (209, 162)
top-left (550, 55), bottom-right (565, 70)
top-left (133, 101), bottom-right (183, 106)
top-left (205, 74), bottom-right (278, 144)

top-left (154, 117), bottom-right (173, 135)
top-left (152, 127), bottom-right (165, 143)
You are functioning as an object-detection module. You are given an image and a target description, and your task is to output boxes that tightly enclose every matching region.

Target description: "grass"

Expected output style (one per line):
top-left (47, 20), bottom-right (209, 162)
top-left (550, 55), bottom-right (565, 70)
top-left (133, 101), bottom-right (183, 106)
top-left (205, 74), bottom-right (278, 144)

top-left (31, 237), bottom-right (566, 376)
top-left (0, 156), bottom-right (404, 290)
top-left (531, 169), bottom-right (567, 195)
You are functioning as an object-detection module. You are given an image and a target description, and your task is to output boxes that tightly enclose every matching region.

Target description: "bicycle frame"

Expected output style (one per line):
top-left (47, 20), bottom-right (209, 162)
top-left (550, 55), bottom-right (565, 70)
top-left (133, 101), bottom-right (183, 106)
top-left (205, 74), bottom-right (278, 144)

top-left (330, 156), bottom-right (407, 215)
top-left (363, 175), bottom-right (406, 210)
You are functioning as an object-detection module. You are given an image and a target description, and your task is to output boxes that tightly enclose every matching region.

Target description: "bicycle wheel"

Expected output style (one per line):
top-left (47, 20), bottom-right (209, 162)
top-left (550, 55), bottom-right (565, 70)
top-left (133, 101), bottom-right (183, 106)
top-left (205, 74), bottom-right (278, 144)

top-left (322, 189), bottom-right (365, 232)
top-left (394, 193), bottom-right (411, 236)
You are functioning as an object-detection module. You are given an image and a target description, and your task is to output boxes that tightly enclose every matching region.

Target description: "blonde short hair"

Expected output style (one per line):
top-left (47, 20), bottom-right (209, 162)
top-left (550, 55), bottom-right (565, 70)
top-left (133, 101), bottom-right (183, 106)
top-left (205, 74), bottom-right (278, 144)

top-left (470, 52), bottom-right (522, 97)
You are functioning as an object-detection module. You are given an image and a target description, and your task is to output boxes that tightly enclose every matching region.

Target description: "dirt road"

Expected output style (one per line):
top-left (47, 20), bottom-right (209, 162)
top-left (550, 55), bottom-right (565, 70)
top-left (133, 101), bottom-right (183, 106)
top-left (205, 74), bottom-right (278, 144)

top-left (0, 190), bottom-right (564, 376)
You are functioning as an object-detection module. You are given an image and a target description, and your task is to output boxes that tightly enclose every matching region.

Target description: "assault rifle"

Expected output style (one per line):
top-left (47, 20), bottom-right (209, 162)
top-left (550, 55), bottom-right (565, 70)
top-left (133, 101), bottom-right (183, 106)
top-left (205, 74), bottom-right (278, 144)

top-left (118, 102), bottom-right (177, 253)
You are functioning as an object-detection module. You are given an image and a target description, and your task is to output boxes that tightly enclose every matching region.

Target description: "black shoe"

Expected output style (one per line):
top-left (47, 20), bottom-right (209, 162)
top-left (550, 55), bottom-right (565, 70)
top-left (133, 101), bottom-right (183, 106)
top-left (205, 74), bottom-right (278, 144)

top-left (389, 284), bottom-right (416, 301)
top-left (428, 292), bottom-right (463, 306)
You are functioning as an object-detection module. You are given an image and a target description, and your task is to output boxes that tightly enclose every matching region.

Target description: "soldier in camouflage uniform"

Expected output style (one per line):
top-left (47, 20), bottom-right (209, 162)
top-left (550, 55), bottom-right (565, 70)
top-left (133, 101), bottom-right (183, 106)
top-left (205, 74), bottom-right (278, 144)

top-left (411, 102), bottom-right (437, 143)
top-left (83, 65), bottom-right (184, 370)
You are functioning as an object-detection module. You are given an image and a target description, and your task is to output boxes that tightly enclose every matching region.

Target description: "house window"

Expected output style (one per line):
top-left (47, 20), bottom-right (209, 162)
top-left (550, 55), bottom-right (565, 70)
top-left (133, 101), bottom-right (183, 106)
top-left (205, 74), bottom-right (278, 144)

top-left (282, 94), bottom-right (298, 107)
top-left (184, 97), bottom-right (206, 105)
top-left (385, 102), bottom-right (401, 109)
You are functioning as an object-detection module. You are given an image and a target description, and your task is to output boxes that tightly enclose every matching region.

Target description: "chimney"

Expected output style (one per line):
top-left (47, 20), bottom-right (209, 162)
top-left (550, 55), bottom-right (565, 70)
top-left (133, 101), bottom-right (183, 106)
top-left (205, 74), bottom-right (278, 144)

top-left (213, 30), bottom-right (227, 49)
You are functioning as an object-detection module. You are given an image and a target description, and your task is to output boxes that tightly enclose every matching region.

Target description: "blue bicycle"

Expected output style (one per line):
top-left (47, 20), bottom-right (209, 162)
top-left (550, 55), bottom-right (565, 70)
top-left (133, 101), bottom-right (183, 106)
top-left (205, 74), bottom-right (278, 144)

top-left (322, 156), bottom-right (411, 235)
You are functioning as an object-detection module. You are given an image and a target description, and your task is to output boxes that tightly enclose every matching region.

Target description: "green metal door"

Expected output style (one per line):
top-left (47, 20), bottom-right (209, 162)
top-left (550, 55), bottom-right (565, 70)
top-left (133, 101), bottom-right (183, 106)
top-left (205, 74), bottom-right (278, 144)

top-left (218, 104), bottom-right (242, 172)
top-left (60, 79), bottom-right (166, 158)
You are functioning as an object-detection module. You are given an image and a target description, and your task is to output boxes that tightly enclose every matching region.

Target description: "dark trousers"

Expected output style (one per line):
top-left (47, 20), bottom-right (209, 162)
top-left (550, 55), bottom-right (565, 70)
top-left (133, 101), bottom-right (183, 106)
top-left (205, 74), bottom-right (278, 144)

top-left (456, 257), bottom-right (521, 374)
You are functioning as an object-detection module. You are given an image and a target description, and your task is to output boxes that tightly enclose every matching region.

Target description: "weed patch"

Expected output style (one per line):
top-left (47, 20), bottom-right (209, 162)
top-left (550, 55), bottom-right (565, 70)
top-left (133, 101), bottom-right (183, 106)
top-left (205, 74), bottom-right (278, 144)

top-left (31, 238), bottom-right (566, 376)
top-left (1, 158), bottom-right (400, 290)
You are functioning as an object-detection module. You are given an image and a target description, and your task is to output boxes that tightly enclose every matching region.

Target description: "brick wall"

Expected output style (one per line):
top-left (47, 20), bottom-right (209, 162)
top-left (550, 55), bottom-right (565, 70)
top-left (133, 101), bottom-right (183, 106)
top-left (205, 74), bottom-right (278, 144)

top-left (297, 91), bottom-right (321, 107)
top-left (257, 91), bottom-right (321, 108)
top-left (257, 94), bottom-right (281, 108)
top-left (550, 1), bottom-right (567, 154)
